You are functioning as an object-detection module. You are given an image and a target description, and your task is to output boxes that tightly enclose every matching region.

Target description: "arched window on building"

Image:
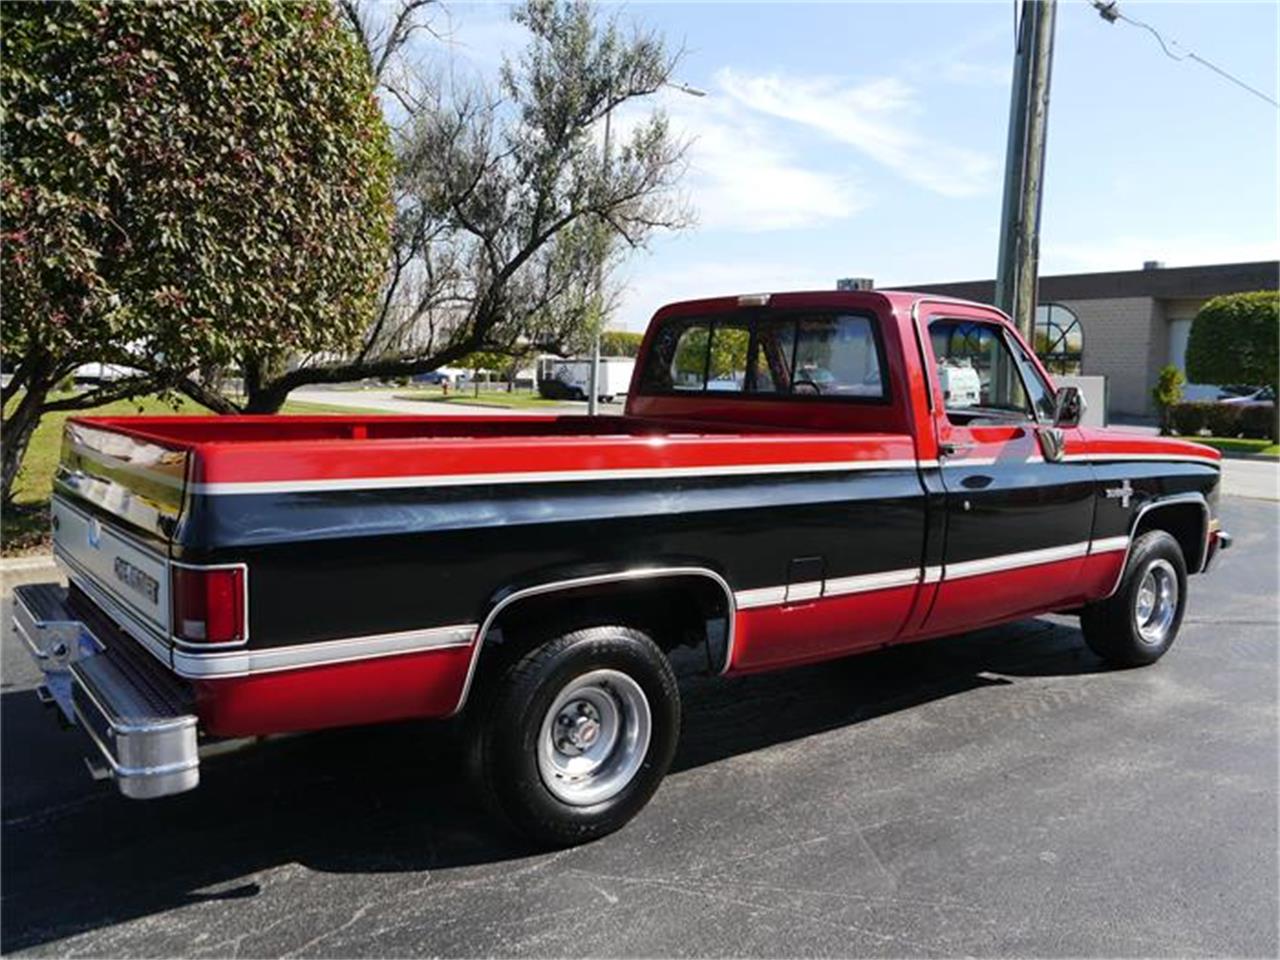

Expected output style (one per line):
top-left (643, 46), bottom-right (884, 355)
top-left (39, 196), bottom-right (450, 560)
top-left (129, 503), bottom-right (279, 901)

top-left (1033, 302), bottom-right (1083, 374)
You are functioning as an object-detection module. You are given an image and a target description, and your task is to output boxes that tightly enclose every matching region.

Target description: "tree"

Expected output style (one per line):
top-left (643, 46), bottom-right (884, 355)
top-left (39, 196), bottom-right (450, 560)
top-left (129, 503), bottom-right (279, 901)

top-left (0, 1), bottom-right (392, 504)
top-left (180, 0), bottom-right (691, 413)
top-left (1151, 364), bottom-right (1184, 436)
top-left (600, 330), bottom-right (645, 358)
top-left (1185, 291), bottom-right (1279, 394)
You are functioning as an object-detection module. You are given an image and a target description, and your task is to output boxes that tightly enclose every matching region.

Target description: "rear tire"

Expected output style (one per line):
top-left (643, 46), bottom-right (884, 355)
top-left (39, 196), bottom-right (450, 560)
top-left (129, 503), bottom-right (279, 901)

top-left (468, 625), bottom-right (680, 847)
top-left (1081, 530), bottom-right (1187, 667)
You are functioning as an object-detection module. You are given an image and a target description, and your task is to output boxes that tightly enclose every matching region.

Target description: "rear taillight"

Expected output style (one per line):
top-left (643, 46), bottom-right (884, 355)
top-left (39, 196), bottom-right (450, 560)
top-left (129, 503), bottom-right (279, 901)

top-left (171, 565), bottom-right (246, 645)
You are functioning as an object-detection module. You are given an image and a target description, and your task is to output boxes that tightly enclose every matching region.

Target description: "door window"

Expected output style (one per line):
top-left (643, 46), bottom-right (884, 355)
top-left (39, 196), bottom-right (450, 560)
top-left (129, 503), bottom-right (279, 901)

top-left (929, 319), bottom-right (1035, 422)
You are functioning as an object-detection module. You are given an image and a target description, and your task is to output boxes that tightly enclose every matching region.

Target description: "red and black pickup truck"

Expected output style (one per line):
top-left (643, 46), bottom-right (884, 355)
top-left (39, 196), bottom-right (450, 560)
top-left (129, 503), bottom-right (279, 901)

top-left (16, 289), bottom-right (1230, 845)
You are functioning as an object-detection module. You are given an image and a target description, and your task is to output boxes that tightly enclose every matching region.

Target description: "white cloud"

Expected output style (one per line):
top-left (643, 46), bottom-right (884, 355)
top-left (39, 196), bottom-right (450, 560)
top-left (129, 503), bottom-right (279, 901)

top-left (683, 113), bottom-right (865, 232)
top-left (637, 88), bottom-right (866, 233)
top-left (715, 68), bottom-right (996, 197)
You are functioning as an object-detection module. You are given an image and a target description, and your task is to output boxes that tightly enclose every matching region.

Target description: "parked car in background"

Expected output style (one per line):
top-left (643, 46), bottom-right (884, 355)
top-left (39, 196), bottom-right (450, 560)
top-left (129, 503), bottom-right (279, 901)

top-left (1218, 385), bottom-right (1274, 407)
top-left (72, 363), bottom-right (140, 386)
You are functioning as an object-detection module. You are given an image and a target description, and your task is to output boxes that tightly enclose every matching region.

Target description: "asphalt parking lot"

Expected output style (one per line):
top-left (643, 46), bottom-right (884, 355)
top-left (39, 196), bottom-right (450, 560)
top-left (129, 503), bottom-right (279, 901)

top-left (2, 497), bottom-right (1276, 958)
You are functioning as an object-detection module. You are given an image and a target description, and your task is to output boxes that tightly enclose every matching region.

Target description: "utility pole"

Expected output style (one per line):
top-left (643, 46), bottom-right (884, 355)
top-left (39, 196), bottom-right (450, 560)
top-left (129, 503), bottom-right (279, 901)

top-left (587, 102), bottom-right (612, 417)
top-left (994, 0), bottom-right (1058, 342)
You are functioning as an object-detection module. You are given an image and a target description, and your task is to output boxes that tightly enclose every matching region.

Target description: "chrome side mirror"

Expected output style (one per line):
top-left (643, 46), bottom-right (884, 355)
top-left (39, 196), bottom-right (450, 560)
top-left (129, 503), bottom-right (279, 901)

top-left (1052, 385), bottom-right (1085, 429)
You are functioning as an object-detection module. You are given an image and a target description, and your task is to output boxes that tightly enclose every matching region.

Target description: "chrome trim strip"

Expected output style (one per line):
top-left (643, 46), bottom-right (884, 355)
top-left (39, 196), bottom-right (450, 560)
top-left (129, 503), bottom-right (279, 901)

top-left (451, 566), bottom-right (737, 717)
top-left (1062, 453), bottom-right (1220, 468)
top-left (1104, 493), bottom-right (1210, 597)
top-left (735, 586), bottom-right (786, 610)
top-left (923, 565), bottom-right (944, 584)
top-left (173, 623), bottom-right (478, 679)
top-left (190, 460), bottom-right (924, 496)
top-left (940, 455), bottom-right (1045, 468)
top-left (944, 541), bottom-right (1090, 581)
top-left (823, 567), bottom-right (921, 597)
top-left (1090, 535), bottom-right (1130, 554)
top-left (785, 580), bottom-right (823, 603)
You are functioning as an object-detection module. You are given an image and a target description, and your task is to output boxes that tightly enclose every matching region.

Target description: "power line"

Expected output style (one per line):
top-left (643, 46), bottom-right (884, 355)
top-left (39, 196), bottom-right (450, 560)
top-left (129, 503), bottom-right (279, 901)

top-left (1089, 0), bottom-right (1279, 109)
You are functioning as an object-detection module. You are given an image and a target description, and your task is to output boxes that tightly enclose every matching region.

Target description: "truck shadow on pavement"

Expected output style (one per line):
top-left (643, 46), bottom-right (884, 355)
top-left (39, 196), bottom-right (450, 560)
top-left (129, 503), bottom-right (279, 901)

top-left (1, 616), bottom-right (1105, 953)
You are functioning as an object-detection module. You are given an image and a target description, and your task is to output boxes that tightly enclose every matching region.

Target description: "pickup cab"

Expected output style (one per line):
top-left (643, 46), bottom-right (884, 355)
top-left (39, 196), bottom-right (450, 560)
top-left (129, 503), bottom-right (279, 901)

top-left (15, 289), bottom-right (1231, 846)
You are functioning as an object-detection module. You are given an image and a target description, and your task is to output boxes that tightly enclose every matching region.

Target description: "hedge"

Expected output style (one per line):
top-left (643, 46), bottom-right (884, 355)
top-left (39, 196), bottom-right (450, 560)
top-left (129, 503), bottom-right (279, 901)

top-left (1169, 401), bottom-right (1277, 440)
top-left (1240, 403), bottom-right (1280, 440)
top-left (1169, 403), bottom-right (1209, 436)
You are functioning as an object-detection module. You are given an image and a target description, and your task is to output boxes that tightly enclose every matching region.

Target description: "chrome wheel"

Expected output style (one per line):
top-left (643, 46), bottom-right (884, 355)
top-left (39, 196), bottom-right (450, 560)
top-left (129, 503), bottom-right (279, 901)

top-left (536, 669), bottom-right (651, 806)
top-left (1134, 558), bottom-right (1179, 645)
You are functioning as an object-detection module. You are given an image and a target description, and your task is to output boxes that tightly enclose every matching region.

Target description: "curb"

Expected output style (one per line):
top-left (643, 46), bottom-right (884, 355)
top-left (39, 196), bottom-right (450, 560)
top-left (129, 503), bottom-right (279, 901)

top-left (0, 552), bottom-right (55, 573)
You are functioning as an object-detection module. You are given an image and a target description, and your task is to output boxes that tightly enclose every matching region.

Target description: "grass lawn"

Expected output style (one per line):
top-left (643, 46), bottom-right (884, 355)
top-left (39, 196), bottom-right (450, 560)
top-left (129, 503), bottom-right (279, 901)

top-left (1, 393), bottom-right (390, 555)
top-left (1191, 436), bottom-right (1280, 459)
top-left (393, 388), bottom-right (576, 410)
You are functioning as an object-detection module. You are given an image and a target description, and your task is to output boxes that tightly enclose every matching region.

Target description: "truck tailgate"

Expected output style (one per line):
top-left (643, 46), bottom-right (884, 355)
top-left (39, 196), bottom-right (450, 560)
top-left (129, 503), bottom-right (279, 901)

top-left (53, 419), bottom-right (190, 644)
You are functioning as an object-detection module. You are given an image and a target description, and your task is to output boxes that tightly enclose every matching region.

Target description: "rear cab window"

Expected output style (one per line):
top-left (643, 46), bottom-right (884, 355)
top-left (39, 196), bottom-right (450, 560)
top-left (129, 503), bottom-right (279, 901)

top-left (640, 312), bottom-right (889, 402)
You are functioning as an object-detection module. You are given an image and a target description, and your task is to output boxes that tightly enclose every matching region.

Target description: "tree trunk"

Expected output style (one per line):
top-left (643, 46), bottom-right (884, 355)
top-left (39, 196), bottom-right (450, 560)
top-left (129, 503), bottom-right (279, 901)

top-left (1, 382), bottom-right (49, 507)
top-left (242, 383), bottom-right (291, 414)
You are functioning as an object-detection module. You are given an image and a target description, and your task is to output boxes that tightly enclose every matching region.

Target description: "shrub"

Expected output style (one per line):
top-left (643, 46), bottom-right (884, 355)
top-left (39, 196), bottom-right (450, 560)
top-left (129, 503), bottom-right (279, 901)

top-left (1203, 403), bottom-right (1242, 438)
top-left (1169, 402), bottom-right (1208, 436)
top-left (1151, 364), bottom-right (1184, 435)
top-left (1239, 404), bottom-right (1279, 441)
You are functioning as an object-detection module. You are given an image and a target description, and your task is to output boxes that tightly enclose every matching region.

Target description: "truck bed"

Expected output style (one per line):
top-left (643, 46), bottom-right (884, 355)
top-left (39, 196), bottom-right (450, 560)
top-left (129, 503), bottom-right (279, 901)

top-left (66, 413), bottom-right (919, 496)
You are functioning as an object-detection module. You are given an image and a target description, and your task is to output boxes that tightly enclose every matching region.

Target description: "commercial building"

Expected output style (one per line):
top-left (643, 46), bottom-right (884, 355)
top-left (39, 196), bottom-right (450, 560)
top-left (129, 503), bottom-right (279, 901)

top-left (904, 260), bottom-right (1279, 418)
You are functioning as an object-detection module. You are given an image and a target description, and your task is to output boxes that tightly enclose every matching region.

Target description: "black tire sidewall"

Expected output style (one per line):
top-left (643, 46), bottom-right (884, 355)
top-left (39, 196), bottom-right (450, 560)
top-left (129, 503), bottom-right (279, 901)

top-left (484, 627), bottom-right (680, 845)
top-left (1106, 530), bottom-right (1189, 664)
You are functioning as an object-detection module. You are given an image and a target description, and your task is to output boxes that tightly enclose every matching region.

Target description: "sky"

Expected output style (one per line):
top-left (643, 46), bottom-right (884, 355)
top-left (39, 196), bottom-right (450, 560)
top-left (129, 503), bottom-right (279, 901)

top-left (414, 1), bottom-right (1279, 330)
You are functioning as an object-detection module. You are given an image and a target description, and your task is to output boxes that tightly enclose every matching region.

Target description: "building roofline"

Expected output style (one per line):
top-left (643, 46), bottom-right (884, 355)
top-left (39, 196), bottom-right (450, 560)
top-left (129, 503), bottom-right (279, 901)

top-left (900, 259), bottom-right (1279, 303)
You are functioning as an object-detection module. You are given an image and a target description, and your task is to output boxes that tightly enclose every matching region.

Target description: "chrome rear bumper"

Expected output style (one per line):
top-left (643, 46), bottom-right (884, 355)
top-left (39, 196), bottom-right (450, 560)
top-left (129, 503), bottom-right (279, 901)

top-left (13, 582), bottom-right (199, 799)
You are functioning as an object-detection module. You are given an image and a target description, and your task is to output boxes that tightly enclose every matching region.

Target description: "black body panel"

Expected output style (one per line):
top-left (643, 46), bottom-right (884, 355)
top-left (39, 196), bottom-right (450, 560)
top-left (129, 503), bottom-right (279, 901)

top-left (939, 460), bottom-right (1097, 561)
top-left (175, 468), bottom-right (929, 649)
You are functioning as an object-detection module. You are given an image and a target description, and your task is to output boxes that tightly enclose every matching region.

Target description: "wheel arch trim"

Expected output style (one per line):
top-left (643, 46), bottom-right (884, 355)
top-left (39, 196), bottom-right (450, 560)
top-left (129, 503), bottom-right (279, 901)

top-left (1106, 492), bottom-right (1210, 598)
top-left (449, 565), bottom-right (737, 716)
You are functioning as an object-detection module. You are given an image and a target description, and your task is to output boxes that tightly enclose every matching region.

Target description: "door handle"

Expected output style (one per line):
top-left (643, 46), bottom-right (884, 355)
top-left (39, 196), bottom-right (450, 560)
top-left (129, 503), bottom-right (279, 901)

top-left (939, 442), bottom-right (975, 458)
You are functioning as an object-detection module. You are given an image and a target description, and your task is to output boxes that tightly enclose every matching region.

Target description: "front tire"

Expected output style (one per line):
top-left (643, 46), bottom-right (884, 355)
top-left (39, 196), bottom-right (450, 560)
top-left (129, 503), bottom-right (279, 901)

top-left (1081, 530), bottom-right (1188, 667)
top-left (468, 625), bottom-right (680, 847)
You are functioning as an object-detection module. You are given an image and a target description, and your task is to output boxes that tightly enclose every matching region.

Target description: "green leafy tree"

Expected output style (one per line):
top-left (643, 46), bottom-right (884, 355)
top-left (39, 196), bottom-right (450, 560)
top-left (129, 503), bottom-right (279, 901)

top-left (1151, 364), bottom-right (1184, 436)
top-left (0, 0), bottom-right (392, 503)
top-left (1186, 291), bottom-right (1279, 441)
top-left (600, 330), bottom-right (645, 358)
top-left (1185, 291), bottom-right (1279, 392)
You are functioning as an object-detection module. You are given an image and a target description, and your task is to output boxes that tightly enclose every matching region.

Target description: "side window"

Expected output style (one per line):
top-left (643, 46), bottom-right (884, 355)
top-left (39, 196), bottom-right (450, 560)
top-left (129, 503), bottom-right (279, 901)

top-left (929, 319), bottom-right (1032, 420)
top-left (706, 321), bottom-right (751, 391)
top-left (640, 319), bottom-right (711, 392)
